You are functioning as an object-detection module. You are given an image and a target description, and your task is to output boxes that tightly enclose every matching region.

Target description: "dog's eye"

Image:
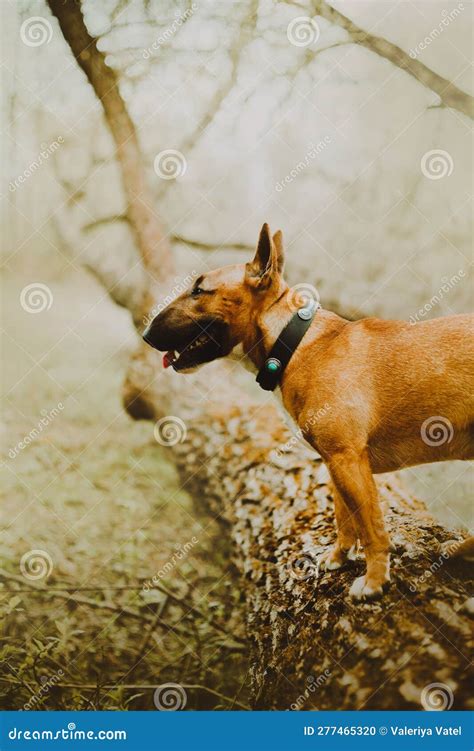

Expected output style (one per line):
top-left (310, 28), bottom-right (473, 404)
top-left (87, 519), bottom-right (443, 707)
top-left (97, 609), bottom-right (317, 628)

top-left (191, 286), bottom-right (204, 297)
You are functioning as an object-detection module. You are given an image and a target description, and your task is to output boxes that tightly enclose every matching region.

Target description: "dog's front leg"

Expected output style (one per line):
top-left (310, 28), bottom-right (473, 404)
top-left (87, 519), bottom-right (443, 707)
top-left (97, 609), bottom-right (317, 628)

top-left (326, 449), bottom-right (390, 600)
top-left (319, 485), bottom-right (359, 570)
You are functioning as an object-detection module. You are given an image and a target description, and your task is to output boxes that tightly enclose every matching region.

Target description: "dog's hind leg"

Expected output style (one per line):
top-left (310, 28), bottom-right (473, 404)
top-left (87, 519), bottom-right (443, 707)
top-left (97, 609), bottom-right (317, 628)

top-left (319, 485), bottom-right (359, 570)
top-left (326, 448), bottom-right (391, 600)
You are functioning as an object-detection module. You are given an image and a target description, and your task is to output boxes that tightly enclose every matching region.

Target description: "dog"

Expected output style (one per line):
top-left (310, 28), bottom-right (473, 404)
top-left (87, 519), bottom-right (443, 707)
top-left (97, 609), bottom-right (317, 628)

top-left (143, 223), bottom-right (474, 600)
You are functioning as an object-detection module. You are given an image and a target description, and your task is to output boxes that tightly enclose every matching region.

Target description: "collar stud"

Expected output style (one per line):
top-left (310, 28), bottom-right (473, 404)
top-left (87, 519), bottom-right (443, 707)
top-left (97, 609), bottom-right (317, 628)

top-left (265, 357), bottom-right (281, 373)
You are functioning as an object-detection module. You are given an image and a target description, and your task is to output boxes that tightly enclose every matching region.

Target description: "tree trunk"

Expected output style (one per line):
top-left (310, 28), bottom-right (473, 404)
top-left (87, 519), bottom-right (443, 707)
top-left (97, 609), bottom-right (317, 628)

top-left (47, 0), bottom-right (172, 325)
top-left (123, 357), bottom-right (473, 710)
top-left (50, 0), bottom-right (473, 710)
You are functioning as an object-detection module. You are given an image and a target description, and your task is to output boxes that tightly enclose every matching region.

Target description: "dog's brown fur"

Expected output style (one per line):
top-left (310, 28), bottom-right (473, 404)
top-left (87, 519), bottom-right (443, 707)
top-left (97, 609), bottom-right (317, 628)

top-left (144, 224), bottom-right (474, 599)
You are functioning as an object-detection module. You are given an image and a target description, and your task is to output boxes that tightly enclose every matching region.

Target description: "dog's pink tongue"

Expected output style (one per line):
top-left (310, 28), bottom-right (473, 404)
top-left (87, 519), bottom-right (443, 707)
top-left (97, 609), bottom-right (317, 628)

top-left (163, 351), bottom-right (174, 369)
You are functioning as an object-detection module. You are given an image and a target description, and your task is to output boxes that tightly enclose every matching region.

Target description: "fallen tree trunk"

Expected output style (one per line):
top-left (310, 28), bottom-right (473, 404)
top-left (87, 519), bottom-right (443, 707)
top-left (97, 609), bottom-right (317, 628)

top-left (124, 350), bottom-right (473, 710)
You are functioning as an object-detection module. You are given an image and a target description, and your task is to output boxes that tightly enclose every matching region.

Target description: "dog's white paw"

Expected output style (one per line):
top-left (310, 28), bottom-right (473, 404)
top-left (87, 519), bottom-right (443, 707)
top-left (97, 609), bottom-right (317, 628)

top-left (347, 544), bottom-right (361, 561)
top-left (349, 575), bottom-right (388, 601)
top-left (319, 544), bottom-right (362, 572)
top-left (319, 548), bottom-right (343, 572)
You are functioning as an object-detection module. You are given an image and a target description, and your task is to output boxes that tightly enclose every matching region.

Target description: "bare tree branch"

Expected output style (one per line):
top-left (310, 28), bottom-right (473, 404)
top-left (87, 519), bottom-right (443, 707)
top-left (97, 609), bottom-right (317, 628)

top-left (157, 0), bottom-right (260, 199)
top-left (83, 217), bottom-right (254, 252)
top-left (314, 1), bottom-right (474, 119)
top-left (170, 234), bottom-right (254, 252)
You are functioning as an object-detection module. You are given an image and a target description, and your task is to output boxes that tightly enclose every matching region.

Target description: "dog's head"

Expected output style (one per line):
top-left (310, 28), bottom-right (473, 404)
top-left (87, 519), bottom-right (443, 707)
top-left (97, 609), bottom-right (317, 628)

top-left (143, 223), bottom-right (286, 372)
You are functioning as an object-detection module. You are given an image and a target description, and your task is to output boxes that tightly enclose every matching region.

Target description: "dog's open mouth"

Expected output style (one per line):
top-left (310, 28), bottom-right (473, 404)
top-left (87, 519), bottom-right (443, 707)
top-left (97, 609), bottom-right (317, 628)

top-left (144, 318), bottom-right (228, 372)
top-left (163, 330), bottom-right (221, 371)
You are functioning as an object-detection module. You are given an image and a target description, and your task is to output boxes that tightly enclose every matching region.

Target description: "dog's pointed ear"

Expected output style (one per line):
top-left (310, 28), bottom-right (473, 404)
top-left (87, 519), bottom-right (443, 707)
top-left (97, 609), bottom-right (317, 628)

top-left (272, 229), bottom-right (285, 274)
top-left (245, 223), bottom-right (284, 288)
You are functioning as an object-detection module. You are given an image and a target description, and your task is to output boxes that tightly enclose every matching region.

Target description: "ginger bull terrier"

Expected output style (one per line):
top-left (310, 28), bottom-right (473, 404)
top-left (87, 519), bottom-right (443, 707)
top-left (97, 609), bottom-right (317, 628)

top-left (143, 223), bottom-right (474, 600)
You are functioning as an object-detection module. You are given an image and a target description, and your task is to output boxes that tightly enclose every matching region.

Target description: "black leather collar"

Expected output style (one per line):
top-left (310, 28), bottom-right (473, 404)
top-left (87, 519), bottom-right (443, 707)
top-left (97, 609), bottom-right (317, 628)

top-left (256, 300), bottom-right (319, 391)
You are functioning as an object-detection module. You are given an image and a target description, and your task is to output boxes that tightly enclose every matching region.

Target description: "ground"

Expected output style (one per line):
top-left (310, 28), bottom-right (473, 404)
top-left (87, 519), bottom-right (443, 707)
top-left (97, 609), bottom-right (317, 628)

top-left (0, 269), bottom-right (249, 710)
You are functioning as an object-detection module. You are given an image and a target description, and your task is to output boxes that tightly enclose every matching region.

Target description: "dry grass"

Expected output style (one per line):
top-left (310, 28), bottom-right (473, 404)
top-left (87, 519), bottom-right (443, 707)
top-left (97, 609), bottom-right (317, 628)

top-left (0, 269), bottom-right (249, 710)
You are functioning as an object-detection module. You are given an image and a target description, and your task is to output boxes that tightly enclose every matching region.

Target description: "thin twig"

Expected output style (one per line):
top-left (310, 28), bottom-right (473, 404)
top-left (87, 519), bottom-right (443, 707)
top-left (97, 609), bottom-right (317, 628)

top-left (0, 569), bottom-right (189, 638)
top-left (0, 569), bottom-right (247, 646)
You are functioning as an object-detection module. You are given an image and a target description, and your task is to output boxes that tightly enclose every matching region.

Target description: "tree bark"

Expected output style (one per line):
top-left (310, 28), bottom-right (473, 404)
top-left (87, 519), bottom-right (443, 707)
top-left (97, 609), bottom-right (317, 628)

top-left (123, 356), bottom-right (473, 710)
top-left (50, 0), bottom-right (473, 710)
